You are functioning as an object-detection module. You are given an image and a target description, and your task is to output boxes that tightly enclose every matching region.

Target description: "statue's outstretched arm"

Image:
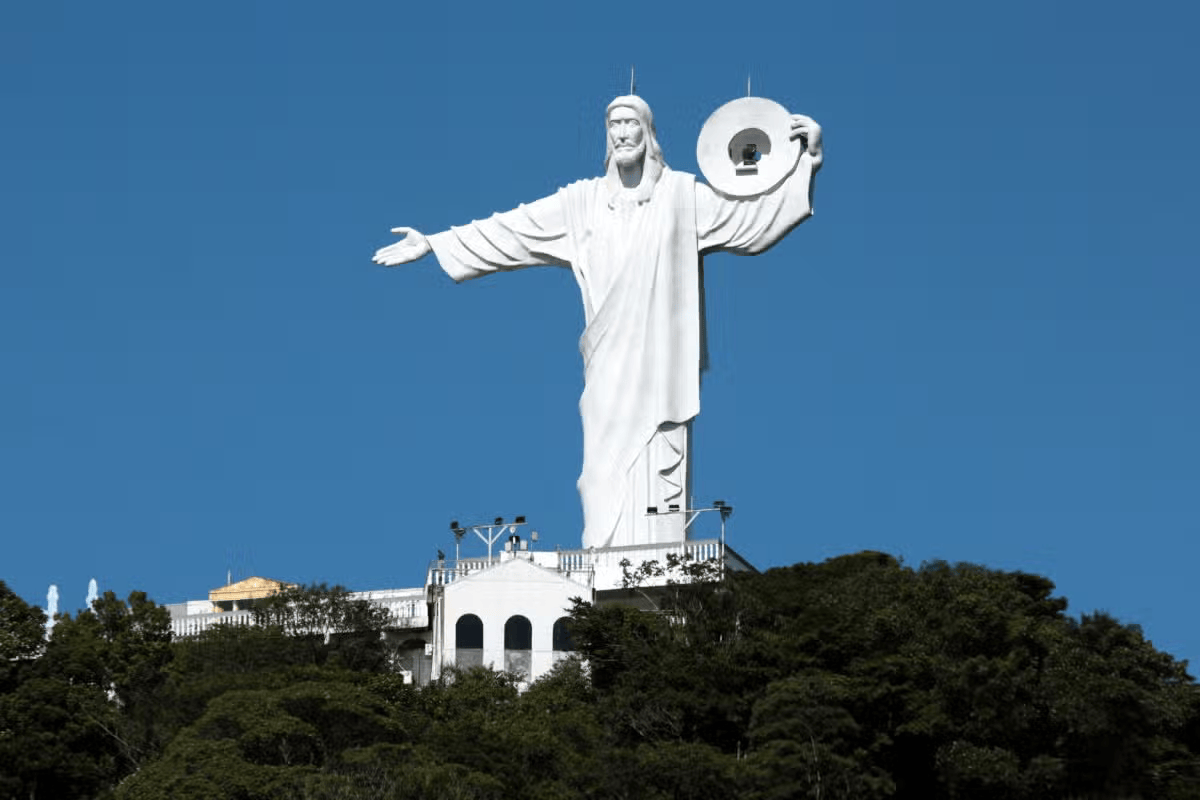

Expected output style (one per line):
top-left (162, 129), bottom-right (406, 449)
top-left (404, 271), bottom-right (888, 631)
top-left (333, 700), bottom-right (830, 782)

top-left (373, 227), bottom-right (432, 266)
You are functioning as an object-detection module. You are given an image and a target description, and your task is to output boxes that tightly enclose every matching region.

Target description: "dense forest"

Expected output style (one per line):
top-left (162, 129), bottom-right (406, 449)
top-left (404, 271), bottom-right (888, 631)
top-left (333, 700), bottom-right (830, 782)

top-left (2, 552), bottom-right (1198, 799)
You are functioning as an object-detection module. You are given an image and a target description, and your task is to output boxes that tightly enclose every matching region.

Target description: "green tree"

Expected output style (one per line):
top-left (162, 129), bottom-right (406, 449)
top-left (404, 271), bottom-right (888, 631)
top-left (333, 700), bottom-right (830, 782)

top-left (252, 583), bottom-right (394, 671)
top-left (0, 588), bottom-right (172, 800)
top-left (570, 552), bottom-right (1200, 798)
top-left (0, 581), bottom-right (46, 667)
top-left (1041, 611), bottom-right (1199, 798)
top-left (0, 676), bottom-right (119, 800)
top-left (744, 672), bottom-right (895, 800)
top-left (117, 677), bottom-right (408, 800)
top-left (24, 555), bottom-right (1190, 800)
top-left (570, 560), bottom-right (762, 752)
top-left (502, 659), bottom-right (605, 798)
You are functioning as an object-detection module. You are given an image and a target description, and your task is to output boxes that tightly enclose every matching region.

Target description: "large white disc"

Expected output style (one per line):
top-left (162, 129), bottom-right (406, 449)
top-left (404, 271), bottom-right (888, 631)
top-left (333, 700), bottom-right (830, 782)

top-left (696, 97), bottom-right (800, 198)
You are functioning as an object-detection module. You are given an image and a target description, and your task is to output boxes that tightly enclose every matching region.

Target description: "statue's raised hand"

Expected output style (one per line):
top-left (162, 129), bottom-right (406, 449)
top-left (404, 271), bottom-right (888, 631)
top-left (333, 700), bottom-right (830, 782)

top-left (373, 227), bottom-right (432, 266)
top-left (789, 115), bottom-right (823, 169)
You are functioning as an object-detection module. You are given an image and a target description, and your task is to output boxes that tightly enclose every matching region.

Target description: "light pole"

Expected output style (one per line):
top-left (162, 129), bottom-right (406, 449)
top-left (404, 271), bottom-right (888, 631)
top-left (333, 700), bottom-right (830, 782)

top-left (448, 516), bottom-right (530, 563)
top-left (644, 500), bottom-right (733, 540)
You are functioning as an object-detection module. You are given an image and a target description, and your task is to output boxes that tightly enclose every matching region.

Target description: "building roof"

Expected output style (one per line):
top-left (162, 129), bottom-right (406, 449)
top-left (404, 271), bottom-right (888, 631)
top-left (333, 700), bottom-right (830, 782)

top-left (208, 576), bottom-right (295, 604)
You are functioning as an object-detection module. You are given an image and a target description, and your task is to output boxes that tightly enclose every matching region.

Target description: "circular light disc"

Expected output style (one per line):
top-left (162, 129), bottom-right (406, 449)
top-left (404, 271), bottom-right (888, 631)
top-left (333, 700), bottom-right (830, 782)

top-left (696, 97), bottom-right (800, 197)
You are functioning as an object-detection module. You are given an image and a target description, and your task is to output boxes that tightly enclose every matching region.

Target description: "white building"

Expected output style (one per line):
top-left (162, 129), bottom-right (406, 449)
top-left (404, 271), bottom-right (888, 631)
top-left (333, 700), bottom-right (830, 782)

top-left (166, 530), bottom-right (754, 686)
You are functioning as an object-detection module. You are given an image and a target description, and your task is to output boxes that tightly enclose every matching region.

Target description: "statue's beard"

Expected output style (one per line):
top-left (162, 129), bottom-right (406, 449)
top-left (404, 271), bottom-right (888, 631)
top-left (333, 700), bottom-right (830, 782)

top-left (613, 141), bottom-right (646, 170)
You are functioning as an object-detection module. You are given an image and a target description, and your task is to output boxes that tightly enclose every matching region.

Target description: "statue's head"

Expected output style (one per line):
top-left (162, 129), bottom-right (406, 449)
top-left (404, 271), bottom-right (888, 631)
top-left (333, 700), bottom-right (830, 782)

top-left (604, 95), bottom-right (665, 172)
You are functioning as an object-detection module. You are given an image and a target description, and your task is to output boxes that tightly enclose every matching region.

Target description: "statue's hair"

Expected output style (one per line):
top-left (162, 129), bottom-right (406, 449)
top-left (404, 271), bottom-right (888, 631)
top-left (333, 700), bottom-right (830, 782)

top-left (604, 95), bottom-right (666, 171)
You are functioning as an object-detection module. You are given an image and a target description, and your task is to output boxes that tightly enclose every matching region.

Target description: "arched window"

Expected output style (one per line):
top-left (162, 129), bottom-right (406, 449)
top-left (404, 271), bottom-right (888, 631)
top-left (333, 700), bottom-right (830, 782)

top-left (504, 615), bottom-right (532, 678)
top-left (552, 617), bottom-right (575, 652)
top-left (504, 615), bottom-right (532, 650)
top-left (455, 614), bottom-right (484, 669)
top-left (456, 614), bottom-right (483, 648)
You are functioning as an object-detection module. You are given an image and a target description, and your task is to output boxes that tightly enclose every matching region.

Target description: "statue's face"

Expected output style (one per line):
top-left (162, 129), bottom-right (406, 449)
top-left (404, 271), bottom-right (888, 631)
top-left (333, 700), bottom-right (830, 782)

top-left (608, 106), bottom-right (646, 169)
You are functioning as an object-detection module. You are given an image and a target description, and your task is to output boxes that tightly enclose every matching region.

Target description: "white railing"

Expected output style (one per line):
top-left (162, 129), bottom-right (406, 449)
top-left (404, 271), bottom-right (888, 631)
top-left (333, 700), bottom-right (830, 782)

top-left (170, 588), bottom-right (430, 638)
top-left (350, 588), bottom-right (428, 628)
top-left (550, 539), bottom-right (725, 590)
top-left (425, 557), bottom-right (499, 586)
top-left (170, 610), bottom-right (254, 638)
top-left (558, 551), bottom-right (592, 572)
top-left (686, 540), bottom-right (723, 563)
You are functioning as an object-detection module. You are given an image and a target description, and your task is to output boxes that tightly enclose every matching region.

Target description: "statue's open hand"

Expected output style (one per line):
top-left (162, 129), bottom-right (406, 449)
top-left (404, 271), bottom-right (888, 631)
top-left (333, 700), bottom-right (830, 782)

top-left (789, 115), bottom-right (823, 168)
top-left (373, 227), bottom-right (432, 266)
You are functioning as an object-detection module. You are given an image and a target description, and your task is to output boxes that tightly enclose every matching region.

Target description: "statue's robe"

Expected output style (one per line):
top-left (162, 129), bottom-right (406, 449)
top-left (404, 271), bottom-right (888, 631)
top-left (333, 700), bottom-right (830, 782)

top-left (428, 159), bottom-right (814, 549)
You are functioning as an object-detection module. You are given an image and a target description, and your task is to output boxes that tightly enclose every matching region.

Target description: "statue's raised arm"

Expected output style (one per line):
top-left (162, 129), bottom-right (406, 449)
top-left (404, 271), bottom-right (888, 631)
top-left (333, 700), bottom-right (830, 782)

top-left (790, 113), bottom-right (823, 169)
top-left (373, 227), bottom-right (431, 266)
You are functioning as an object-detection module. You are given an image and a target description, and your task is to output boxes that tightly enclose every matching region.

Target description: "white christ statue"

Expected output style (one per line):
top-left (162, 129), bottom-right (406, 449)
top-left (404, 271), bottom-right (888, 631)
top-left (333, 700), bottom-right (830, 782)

top-left (374, 94), bottom-right (822, 550)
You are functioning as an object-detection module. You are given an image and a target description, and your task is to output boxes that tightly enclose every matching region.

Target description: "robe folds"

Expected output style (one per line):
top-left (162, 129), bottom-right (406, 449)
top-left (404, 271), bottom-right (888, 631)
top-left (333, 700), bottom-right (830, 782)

top-left (428, 161), bottom-right (813, 549)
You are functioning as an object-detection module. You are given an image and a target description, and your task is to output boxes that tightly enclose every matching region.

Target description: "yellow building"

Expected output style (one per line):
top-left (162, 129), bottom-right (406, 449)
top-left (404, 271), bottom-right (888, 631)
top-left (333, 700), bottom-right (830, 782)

top-left (208, 576), bottom-right (296, 613)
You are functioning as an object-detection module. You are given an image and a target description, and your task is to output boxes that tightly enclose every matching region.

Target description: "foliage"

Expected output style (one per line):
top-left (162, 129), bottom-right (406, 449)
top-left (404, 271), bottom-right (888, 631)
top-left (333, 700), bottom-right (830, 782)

top-left (5, 553), bottom-right (1200, 799)
top-left (572, 552), bottom-right (1200, 798)
top-left (117, 678), bottom-right (407, 800)
top-left (251, 582), bottom-right (396, 671)
top-left (0, 581), bottom-right (46, 666)
top-left (0, 589), bottom-right (173, 800)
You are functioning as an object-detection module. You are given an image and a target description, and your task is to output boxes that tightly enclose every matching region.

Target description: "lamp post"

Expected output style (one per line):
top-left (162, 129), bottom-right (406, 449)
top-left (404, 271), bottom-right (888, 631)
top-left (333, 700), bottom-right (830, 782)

top-left (644, 500), bottom-right (733, 539)
top-left (448, 516), bottom-right (530, 563)
top-left (449, 521), bottom-right (466, 563)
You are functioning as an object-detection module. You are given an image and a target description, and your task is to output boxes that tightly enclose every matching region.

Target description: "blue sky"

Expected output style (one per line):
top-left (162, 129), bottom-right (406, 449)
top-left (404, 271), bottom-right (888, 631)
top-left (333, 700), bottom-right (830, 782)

top-left (3, 0), bottom-right (1198, 666)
